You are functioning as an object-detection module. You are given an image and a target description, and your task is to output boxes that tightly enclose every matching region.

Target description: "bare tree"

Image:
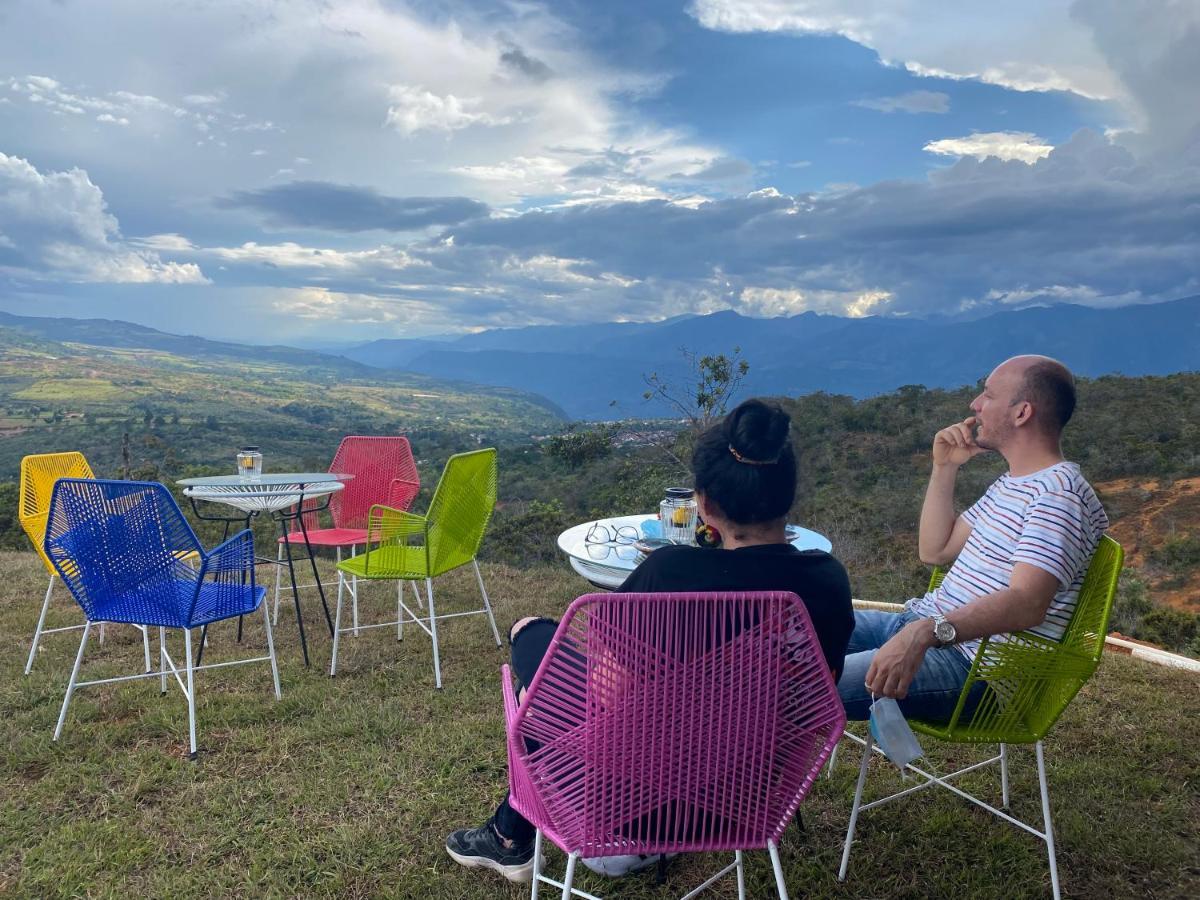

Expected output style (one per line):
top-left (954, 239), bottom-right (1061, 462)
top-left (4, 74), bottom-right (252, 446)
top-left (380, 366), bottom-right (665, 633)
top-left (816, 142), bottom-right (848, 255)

top-left (641, 347), bottom-right (751, 469)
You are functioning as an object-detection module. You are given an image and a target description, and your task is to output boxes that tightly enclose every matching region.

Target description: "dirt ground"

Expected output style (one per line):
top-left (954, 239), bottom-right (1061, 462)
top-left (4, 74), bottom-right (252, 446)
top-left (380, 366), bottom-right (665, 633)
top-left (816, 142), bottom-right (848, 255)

top-left (1098, 476), bottom-right (1200, 611)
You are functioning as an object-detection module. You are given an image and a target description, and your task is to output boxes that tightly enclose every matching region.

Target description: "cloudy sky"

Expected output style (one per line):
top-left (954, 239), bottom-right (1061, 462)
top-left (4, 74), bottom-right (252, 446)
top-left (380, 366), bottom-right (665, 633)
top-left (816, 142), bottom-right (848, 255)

top-left (1, 0), bottom-right (1197, 344)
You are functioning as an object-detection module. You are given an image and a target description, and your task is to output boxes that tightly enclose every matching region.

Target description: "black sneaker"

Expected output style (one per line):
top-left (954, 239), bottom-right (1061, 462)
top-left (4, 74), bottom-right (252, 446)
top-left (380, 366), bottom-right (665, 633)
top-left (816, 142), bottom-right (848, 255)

top-left (445, 819), bottom-right (534, 884)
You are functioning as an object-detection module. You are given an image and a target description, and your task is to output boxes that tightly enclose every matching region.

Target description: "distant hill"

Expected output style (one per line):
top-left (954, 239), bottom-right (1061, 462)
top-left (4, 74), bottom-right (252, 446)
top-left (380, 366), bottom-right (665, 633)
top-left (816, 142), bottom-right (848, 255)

top-left (0, 310), bottom-right (376, 376)
top-left (0, 321), bottom-right (567, 479)
top-left (343, 296), bottom-right (1200, 419)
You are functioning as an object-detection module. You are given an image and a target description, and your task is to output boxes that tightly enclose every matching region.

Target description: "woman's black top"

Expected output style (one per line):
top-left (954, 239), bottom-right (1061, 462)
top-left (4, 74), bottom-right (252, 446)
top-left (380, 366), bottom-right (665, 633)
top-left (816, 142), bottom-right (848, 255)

top-left (616, 543), bottom-right (854, 677)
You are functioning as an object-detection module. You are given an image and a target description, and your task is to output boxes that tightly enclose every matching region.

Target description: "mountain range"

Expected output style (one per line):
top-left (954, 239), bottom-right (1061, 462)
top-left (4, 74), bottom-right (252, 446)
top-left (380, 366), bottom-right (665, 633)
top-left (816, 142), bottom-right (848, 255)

top-left (3, 297), bottom-right (1197, 421)
top-left (342, 296), bottom-right (1200, 419)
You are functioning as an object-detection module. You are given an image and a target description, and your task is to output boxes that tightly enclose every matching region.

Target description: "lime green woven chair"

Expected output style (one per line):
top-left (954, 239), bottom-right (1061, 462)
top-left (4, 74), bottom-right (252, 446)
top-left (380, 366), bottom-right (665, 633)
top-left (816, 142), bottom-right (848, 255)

top-left (839, 535), bottom-right (1123, 900)
top-left (334, 448), bottom-right (502, 686)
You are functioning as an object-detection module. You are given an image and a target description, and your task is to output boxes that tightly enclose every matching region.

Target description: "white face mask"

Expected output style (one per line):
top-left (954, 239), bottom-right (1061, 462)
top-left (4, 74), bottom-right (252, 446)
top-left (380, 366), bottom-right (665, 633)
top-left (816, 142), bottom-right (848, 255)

top-left (868, 694), bottom-right (924, 770)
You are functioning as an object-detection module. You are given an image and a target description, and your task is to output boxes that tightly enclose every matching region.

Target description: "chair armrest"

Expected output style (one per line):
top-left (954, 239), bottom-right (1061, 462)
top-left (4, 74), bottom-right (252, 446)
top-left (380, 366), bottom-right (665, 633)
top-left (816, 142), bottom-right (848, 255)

top-left (969, 631), bottom-right (1097, 683)
top-left (366, 504), bottom-right (427, 547)
top-left (199, 529), bottom-right (256, 577)
top-left (387, 477), bottom-right (421, 512)
top-left (501, 663), bottom-right (520, 729)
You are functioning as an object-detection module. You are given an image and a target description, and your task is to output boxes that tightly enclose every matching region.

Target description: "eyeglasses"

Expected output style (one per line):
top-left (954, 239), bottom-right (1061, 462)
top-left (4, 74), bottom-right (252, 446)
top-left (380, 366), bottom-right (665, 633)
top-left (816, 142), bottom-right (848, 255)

top-left (585, 542), bottom-right (639, 562)
top-left (585, 522), bottom-right (640, 545)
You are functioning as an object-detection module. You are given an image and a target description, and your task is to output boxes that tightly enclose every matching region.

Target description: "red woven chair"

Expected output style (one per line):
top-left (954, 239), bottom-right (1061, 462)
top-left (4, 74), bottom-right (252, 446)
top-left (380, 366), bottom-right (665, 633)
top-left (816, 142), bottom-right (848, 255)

top-left (504, 591), bottom-right (846, 899)
top-left (272, 436), bottom-right (420, 631)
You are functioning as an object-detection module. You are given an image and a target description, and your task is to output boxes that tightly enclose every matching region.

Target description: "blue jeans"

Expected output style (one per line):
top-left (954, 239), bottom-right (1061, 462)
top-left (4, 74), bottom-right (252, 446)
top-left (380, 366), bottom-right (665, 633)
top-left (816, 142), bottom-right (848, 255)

top-left (837, 610), bottom-right (981, 722)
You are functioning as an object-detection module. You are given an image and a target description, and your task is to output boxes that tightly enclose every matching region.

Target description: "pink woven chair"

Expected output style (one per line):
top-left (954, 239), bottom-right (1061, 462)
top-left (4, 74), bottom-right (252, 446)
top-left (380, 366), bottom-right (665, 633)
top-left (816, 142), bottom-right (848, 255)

top-left (503, 591), bottom-right (846, 899)
top-left (272, 435), bottom-right (420, 631)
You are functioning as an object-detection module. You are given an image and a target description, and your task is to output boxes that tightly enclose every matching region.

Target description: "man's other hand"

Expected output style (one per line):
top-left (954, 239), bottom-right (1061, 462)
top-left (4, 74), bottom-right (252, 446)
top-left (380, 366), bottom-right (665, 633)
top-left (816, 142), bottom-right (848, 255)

top-left (932, 417), bottom-right (984, 468)
top-left (864, 621), bottom-right (935, 699)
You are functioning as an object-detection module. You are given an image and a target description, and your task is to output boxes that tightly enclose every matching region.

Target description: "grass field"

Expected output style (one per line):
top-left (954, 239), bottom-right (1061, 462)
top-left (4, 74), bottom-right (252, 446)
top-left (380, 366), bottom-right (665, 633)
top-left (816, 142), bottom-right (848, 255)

top-left (1, 549), bottom-right (1197, 899)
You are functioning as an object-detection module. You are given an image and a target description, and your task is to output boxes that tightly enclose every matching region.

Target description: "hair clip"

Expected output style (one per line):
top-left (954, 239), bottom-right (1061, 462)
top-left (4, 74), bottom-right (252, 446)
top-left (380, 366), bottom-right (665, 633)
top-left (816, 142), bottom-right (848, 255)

top-left (728, 445), bottom-right (779, 465)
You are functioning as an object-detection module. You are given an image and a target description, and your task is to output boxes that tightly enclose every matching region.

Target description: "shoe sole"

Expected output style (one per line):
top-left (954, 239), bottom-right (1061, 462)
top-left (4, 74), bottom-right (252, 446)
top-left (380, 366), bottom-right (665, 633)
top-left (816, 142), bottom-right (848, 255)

top-left (445, 845), bottom-right (534, 884)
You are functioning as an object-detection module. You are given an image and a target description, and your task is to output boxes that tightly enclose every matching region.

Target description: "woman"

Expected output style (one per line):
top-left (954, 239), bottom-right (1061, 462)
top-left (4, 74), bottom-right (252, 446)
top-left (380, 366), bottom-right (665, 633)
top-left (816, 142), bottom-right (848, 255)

top-left (445, 398), bottom-right (854, 884)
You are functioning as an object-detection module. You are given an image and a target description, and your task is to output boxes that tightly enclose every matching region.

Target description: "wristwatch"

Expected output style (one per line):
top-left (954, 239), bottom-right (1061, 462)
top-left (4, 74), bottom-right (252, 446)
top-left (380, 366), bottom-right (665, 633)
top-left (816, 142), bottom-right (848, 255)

top-left (931, 614), bottom-right (957, 648)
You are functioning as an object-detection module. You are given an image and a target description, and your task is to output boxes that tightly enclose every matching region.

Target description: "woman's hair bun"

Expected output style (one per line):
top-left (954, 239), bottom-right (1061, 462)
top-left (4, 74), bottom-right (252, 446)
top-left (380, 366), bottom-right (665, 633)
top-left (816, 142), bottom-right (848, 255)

top-left (725, 399), bottom-right (790, 463)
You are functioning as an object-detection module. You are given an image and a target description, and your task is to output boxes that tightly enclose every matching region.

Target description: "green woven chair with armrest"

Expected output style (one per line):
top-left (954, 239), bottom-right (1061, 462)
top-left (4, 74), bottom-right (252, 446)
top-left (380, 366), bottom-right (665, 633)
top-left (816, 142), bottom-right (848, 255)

top-left (334, 448), bottom-right (502, 686)
top-left (838, 535), bottom-right (1123, 900)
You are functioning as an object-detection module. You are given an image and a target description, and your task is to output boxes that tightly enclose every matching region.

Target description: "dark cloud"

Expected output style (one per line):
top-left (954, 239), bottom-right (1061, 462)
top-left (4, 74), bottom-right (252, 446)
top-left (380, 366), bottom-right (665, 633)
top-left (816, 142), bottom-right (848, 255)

top-left (441, 129), bottom-right (1200, 316)
top-left (499, 43), bottom-right (554, 82)
top-left (217, 181), bottom-right (489, 232)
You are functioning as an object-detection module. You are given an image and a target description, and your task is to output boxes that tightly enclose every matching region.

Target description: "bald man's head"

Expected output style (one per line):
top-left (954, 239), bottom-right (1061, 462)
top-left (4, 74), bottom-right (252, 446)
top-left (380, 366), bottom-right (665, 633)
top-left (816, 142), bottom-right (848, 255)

top-left (1004, 355), bottom-right (1076, 435)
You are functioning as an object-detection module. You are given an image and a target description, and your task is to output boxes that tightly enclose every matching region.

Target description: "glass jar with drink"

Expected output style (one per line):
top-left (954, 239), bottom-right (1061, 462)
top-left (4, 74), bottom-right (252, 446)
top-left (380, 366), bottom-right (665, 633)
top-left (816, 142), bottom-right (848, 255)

top-left (236, 446), bottom-right (262, 479)
top-left (659, 487), bottom-right (698, 544)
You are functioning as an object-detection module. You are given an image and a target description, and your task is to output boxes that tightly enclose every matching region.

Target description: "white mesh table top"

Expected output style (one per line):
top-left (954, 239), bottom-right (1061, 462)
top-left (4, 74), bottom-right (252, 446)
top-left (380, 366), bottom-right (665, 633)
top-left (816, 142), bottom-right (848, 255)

top-left (557, 514), bottom-right (832, 590)
top-left (178, 473), bottom-right (350, 513)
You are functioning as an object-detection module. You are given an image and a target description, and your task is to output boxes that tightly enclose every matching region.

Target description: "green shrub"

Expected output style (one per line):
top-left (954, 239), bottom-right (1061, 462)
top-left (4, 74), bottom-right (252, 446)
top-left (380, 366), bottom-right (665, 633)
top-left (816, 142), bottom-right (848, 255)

top-left (1136, 606), bottom-right (1200, 654)
top-left (482, 499), bottom-right (570, 567)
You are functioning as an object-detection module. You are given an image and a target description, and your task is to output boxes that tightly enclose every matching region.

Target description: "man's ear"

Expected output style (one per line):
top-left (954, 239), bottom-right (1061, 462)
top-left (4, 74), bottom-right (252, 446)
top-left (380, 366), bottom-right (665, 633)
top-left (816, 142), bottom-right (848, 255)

top-left (1013, 399), bottom-right (1034, 427)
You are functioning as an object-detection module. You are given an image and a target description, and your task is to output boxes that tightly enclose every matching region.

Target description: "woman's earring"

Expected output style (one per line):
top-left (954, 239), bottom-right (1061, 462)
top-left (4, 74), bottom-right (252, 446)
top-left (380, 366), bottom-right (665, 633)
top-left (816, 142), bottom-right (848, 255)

top-left (696, 521), bottom-right (721, 547)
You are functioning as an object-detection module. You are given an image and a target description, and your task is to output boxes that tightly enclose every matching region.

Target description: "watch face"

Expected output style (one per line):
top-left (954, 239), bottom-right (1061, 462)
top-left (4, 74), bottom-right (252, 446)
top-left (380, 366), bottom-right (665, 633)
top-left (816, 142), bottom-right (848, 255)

top-left (935, 620), bottom-right (956, 644)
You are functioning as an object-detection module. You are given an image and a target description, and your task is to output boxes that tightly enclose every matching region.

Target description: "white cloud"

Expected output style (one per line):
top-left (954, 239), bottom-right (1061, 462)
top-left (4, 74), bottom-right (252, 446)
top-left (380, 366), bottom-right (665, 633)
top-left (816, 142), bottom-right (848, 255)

top-left (272, 286), bottom-right (410, 323)
top-left (924, 131), bottom-right (1054, 164)
top-left (385, 85), bottom-right (510, 136)
top-left (0, 152), bottom-right (208, 284)
top-left (855, 90), bottom-right (949, 114)
top-left (204, 241), bottom-right (421, 272)
top-left (0, 2), bottom-right (728, 209)
top-left (740, 285), bottom-right (893, 317)
top-left (688, 0), bottom-right (1122, 100)
top-left (133, 233), bottom-right (196, 251)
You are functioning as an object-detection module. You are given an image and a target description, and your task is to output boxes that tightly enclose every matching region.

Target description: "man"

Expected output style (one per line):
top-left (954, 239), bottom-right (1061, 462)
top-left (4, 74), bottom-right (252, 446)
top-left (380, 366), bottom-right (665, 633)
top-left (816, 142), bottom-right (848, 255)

top-left (838, 355), bottom-right (1109, 720)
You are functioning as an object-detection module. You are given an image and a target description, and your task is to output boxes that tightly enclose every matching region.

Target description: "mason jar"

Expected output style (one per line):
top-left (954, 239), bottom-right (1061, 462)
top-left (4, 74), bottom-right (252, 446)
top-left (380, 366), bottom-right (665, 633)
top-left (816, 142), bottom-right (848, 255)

top-left (659, 487), bottom-right (698, 545)
top-left (237, 446), bottom-right (263, 478)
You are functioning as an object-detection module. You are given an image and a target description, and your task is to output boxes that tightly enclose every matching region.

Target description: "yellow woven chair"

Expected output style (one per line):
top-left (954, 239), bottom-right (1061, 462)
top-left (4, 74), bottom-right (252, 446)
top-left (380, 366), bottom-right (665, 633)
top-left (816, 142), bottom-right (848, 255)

top-left (335, 448), bottom-right (502, 686)
top-left (19, 452), bottom-right (152, 674)
top-left (838, 536), bottom-right (1123, 900)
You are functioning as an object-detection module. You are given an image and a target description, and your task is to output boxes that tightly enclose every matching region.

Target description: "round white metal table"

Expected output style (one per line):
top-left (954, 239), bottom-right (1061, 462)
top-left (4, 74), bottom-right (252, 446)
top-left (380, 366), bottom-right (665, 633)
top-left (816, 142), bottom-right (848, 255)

top-left (177, 473), bottom-right (351, 666)
top-left (557, 514), bottom-right (833, 590)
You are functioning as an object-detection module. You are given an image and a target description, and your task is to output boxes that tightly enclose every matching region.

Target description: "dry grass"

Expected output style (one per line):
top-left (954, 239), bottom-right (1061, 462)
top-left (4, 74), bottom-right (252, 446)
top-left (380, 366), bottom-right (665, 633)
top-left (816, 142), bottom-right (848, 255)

top-left (1, 550), bottom-right (1197, 898)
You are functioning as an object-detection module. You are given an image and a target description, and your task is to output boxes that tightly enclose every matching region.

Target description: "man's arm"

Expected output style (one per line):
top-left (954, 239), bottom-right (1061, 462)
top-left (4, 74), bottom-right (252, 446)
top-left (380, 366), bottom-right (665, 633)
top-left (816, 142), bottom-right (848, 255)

top-left (864, 563), bottom-right (1059, 699)
top-left (918, 417), bottom-right (982, 565)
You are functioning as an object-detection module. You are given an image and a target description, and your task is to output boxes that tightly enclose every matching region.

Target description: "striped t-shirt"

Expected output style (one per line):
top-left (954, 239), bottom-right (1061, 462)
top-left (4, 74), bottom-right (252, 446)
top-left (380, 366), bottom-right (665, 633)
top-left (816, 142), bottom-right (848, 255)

top-left (908, 462), bottom-right (1109, 660)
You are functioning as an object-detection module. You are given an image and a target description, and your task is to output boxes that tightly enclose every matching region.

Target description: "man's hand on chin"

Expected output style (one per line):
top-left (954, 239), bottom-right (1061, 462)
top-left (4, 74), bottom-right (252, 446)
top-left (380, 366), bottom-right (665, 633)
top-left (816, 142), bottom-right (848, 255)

top-left (864, 621), bottom-right (937, 699)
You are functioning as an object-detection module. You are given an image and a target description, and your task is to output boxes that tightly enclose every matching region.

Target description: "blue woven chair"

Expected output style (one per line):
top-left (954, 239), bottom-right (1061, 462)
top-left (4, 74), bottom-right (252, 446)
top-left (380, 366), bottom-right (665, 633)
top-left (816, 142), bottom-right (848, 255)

top-left (44, 478), bottom-right (281, 759)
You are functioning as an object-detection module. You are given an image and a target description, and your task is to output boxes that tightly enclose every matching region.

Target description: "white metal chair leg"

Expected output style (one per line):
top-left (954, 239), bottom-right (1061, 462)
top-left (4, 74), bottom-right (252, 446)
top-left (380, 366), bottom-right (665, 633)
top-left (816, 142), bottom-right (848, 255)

top-left (184, 628), bottom-right (198, 759)
top-left (561, 852), bottom-right (578, 900)
top-left (159, 627), bottom-right (168, 694)
top-left (767, 840), bottom-right (789, 900)
top-left (99, 621), bottom-right (106, 644)
top-left (25, 574), bottom-right (56, 674)
top-left (411, 579), bottom-right (424, 610)
top-left (330, 574), bottom-right (345, 677)
top-left (531, 829), bottom-right (544, 900)
top-left (335, 546), bottom-right (345, 637)
top-left (427, 577), bottom-right (442, 689)
top-left (263, 600), bottom-right (281, 699)
top-left (350, 547), bottom-right (360, 637)
top-left (54, 621), bottom-right (91, 741)
top-left (839, 728), bottom-right (874, 881)
top-left (272, 542), bottom-right (284, 625)
top-left (1000, 743), bottom-right (1010, 809)
top-left (140, 624), bottom-right (152, 673)
top-left (735, 849), bottom-right (746, 899)
top-left (826, 743), bottom-right (839, 778)
top-left (1036, 741), bottom-right (1061, 900)
top-left (397, 581), bottom-right (408, 641)
top-left (473, 558), bottom-right (502, 647)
